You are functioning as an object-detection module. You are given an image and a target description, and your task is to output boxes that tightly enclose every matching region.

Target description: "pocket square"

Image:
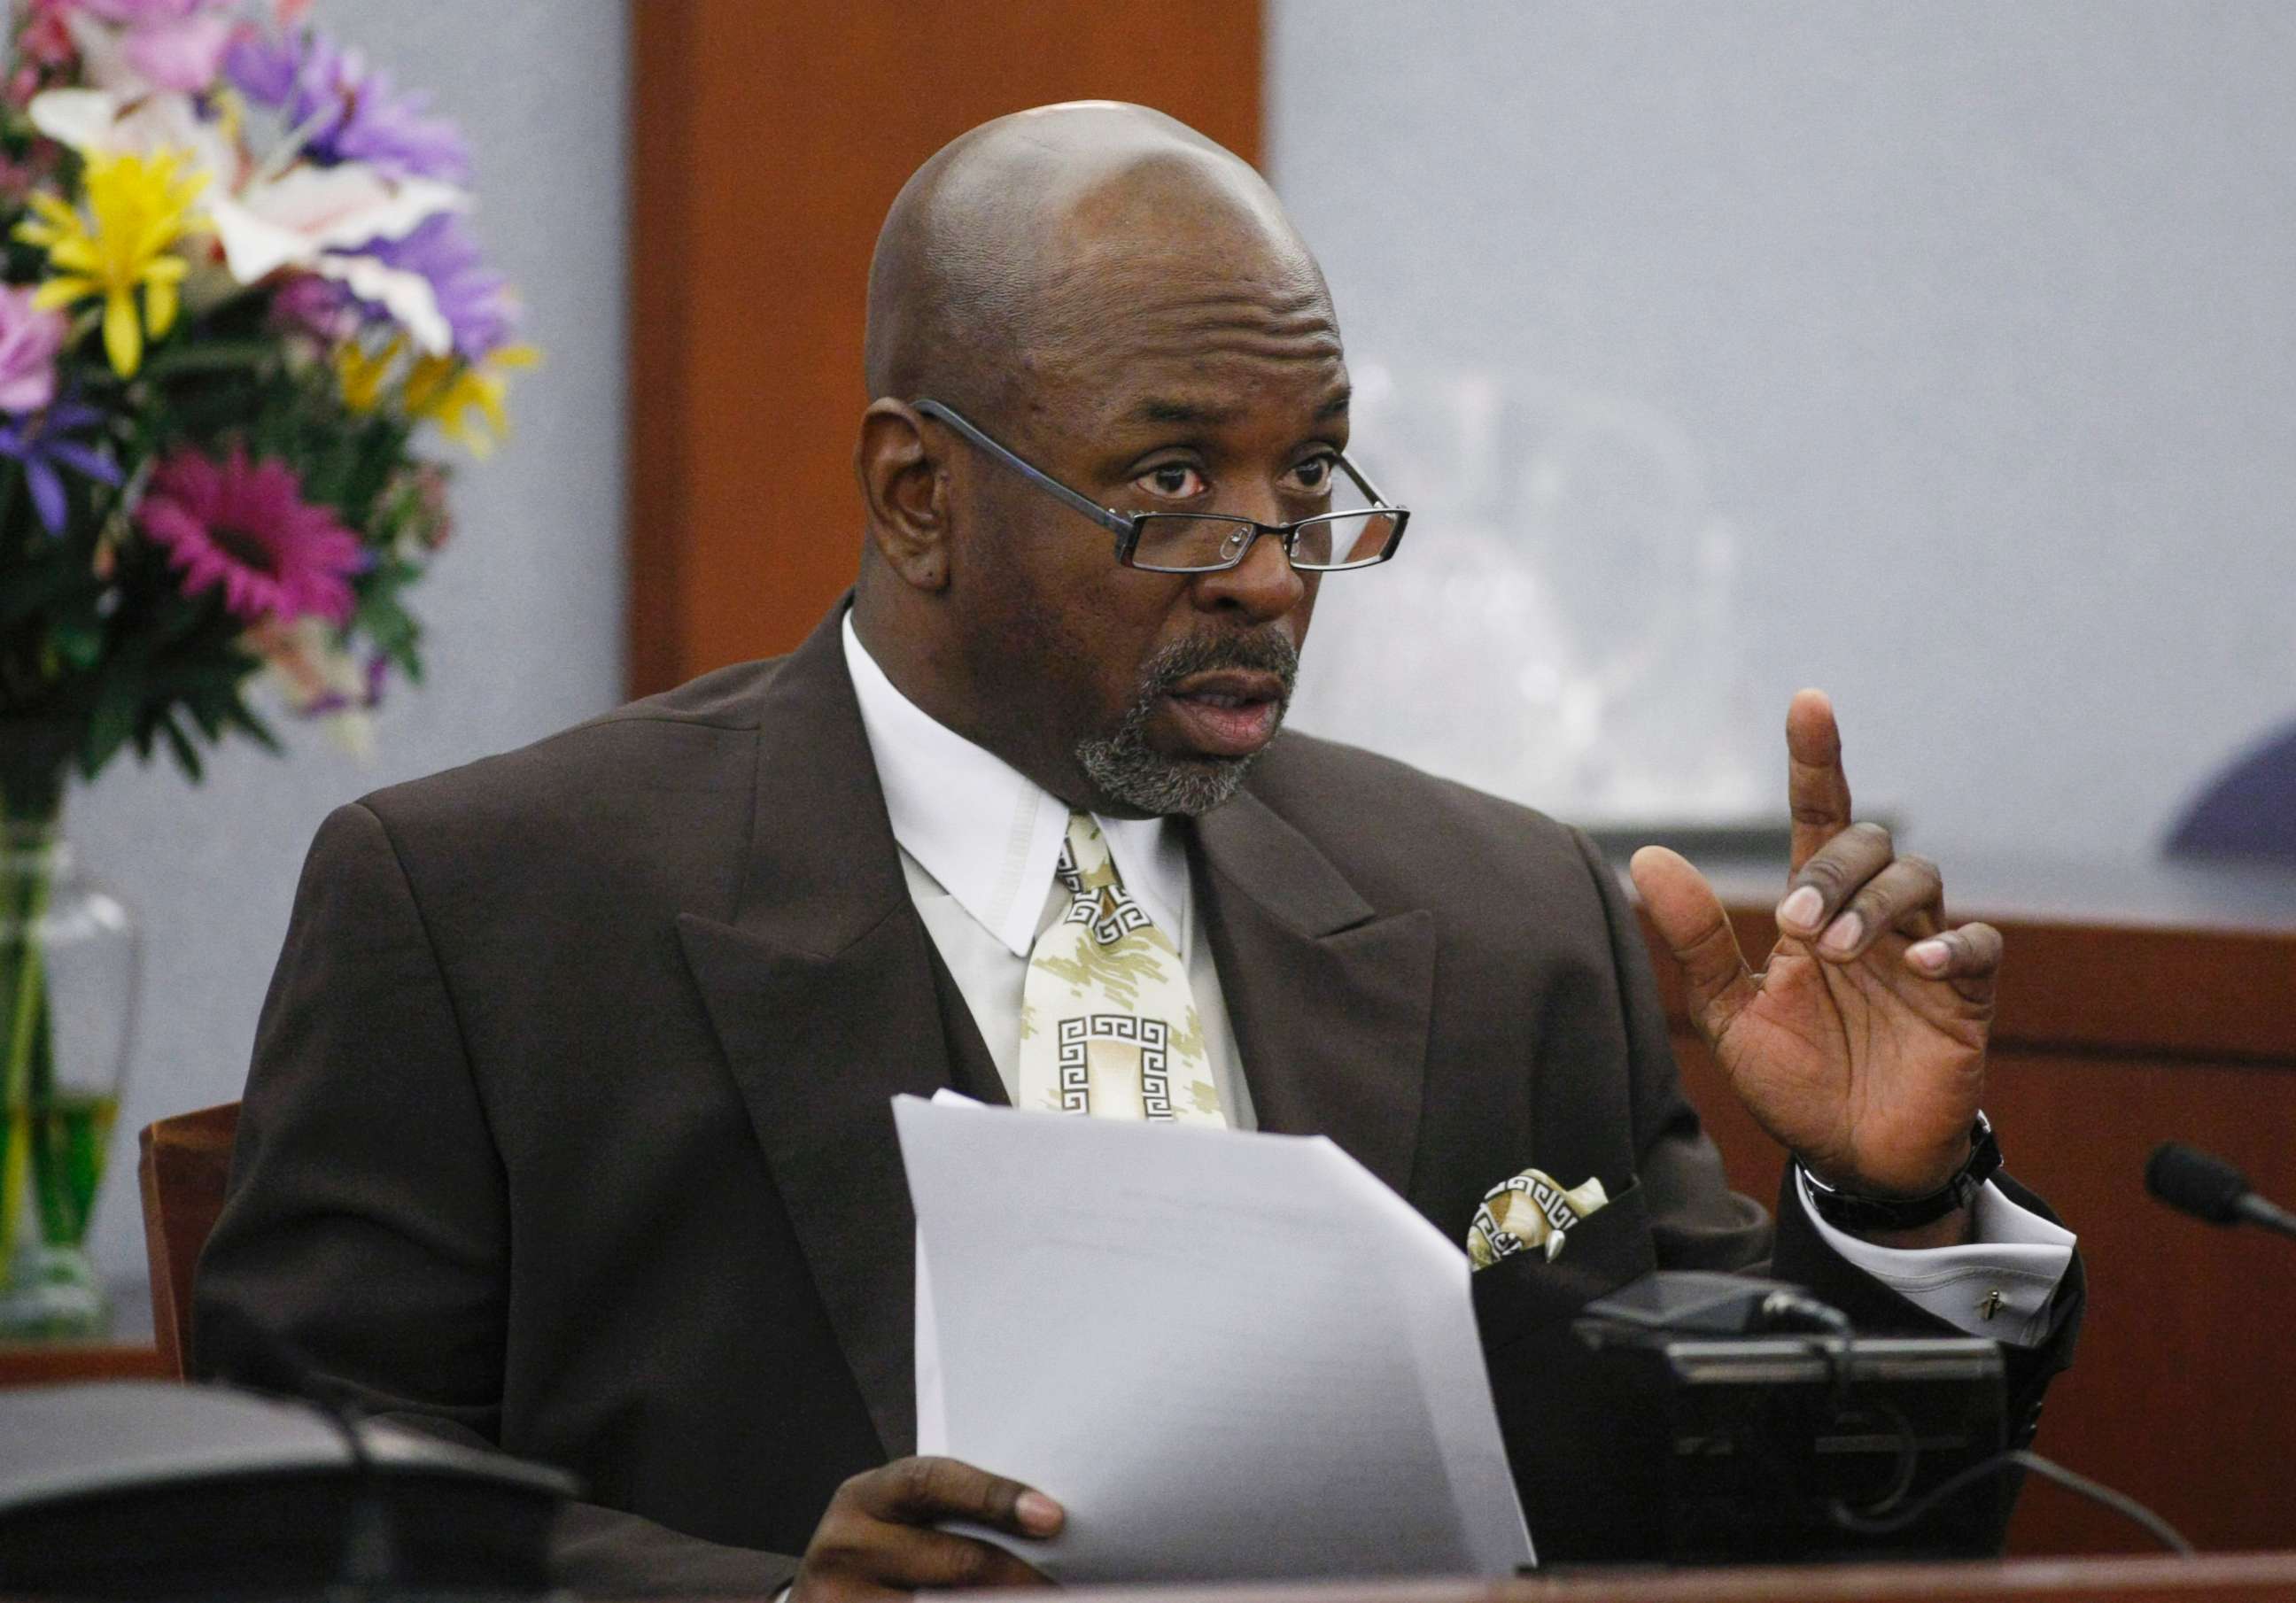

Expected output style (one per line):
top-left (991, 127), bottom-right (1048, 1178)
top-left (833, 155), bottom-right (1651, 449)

top-left (1467, 1168), bottom-right (1611, 1268)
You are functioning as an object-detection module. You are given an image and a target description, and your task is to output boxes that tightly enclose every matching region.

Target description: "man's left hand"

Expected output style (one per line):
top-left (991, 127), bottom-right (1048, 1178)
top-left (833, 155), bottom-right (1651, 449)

top-left (1630, 690), bottom-right (2000, 1221)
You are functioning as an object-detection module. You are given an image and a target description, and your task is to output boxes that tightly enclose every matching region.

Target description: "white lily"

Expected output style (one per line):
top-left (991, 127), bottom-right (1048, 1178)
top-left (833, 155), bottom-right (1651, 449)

top-left (29, 86), bottom-right (237, 184)
top-left (207, 166), bottom-right (469, 354)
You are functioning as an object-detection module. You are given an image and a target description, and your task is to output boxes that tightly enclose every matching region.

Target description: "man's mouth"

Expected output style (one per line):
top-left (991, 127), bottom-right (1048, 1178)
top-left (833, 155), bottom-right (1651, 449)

top-left (1159, 670), bottom-right (1287, 759)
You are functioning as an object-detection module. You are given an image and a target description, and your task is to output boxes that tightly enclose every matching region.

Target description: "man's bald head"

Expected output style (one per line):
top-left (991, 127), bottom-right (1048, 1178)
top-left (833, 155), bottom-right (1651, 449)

top-left (863, 102), bottom-right (1331, 415)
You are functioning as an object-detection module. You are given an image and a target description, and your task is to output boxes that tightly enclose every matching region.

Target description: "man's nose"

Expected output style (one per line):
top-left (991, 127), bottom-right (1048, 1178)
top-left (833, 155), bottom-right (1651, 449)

top-left (1191, 522), bottom-right (1307, 621)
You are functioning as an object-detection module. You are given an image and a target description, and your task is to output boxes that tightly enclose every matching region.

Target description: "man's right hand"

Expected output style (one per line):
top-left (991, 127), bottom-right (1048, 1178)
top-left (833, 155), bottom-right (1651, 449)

top-left (789, 1455), bottom-right (1065, 1602)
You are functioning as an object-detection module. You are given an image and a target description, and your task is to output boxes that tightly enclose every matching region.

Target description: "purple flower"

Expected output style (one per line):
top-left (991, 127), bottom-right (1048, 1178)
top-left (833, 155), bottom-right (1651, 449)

top-left (359, 212), bottom-right (518, 360)
top-left (226, 28), bottom-right (470, 184)
top-left (0, 287), bottom-right (69, 414)
top-left (268, 271), bottom-right (359, 343)
top-left (0, 398), bottom-right (123, 536)
top-left (300, 651), bottom-right (391, 719)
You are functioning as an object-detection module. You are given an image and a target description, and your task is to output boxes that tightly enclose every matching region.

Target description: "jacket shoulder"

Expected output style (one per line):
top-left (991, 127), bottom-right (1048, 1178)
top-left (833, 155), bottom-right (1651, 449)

top-left (340, 657), bottom-right (787, 884)
top-left (358, 658), bottom-right (780, 822)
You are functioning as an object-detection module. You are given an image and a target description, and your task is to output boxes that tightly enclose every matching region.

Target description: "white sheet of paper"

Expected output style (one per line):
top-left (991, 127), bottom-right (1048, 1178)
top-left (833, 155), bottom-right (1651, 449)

top-left (896, 1091), bottom-right (1533, 1583)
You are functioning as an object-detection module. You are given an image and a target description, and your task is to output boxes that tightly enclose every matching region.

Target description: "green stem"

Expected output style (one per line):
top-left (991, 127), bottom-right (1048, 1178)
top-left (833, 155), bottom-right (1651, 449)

top-left (0, 821), bottom-right (51, 1282)
top-left (1, 881), bottom-right (48, 1106)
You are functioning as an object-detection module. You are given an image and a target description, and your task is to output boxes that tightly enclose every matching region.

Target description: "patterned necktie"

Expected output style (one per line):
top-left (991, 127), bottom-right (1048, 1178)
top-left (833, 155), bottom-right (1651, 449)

top-left (1016, 812), bottom-right (1227, 1126)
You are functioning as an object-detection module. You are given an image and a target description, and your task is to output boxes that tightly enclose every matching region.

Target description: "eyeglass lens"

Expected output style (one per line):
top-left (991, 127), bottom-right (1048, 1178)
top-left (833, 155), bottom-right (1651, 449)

top-left (1130, 510), bottom-right (1401, 572)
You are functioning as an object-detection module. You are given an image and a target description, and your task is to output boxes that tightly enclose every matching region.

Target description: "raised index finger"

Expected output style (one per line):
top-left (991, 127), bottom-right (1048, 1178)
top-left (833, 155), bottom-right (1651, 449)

top-left (1786, 688), bottom-right (1854, 874)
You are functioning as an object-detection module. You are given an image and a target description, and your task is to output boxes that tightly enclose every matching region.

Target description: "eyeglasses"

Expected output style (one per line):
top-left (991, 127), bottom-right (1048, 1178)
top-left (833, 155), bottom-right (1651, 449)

top-left (911, 399), bottom-right (1409, 575)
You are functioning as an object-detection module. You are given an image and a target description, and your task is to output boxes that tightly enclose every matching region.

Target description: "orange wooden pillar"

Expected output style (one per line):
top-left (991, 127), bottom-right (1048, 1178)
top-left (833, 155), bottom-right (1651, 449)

top-left (627, 0), bottom-right (1265, 695)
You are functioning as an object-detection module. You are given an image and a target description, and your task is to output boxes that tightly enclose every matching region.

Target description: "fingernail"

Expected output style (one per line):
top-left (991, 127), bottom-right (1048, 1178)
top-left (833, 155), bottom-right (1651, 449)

top-left (1819, 913), bottom-right (1862, 956)
top-left (1017, 1491), bottom-right (1063, 1535)
top-left (1778, 886), bottom-right (1823, 933)
top-left (1909, 939), bottom-right (1951, 972)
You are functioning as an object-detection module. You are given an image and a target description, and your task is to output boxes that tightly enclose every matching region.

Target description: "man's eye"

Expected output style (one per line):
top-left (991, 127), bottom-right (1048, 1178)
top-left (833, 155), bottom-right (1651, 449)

top-left (1288, 455), bottom-right (1336, 492)
top-left (1137, 463), bottom-right (1205, 498)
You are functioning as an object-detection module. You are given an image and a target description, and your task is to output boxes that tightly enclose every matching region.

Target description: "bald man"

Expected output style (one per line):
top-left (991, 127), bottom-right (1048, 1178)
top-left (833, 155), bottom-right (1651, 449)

top-left (198, 105), bottom-right (2080, 1595)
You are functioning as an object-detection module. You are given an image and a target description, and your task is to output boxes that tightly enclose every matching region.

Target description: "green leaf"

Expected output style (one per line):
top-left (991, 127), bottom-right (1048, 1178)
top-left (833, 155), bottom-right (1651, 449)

top-left (137, 340), bottom-right (280, 382)
top-left (0, 554), bottom-right (93, 631)
top-left (182, 693), bottom-right (223, 744)
top-left (220, 697), bottom-right (283, 755)
top-left (50, 616), bottom-right (105, 670)
top-left (158, 711), bottom-right (203, 782)
top-left (81, 661), bottom-right (143, 778)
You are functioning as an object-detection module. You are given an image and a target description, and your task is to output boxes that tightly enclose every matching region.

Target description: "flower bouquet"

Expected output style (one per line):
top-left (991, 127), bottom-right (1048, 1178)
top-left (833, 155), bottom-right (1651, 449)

top-left (0, 0), bottom-right (533, 1334)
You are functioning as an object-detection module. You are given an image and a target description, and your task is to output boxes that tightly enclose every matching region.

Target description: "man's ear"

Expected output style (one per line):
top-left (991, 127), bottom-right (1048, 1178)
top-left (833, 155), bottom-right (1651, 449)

top-left (854, 399), bottom-right (950, 592)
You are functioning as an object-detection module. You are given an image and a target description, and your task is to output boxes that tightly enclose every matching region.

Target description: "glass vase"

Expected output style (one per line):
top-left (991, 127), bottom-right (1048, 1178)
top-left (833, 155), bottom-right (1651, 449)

top-left (0, 810), bottom-right (140, 1340)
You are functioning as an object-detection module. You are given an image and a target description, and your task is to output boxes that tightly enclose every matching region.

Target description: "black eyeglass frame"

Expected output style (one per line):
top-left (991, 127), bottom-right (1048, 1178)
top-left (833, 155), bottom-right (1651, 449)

top-left (911, 398), bottom-right (1410, 575)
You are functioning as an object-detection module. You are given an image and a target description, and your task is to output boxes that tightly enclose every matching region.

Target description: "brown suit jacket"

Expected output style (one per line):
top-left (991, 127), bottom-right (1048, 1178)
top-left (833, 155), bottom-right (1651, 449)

top-left (195, 604), bottom-right (2079, 1591)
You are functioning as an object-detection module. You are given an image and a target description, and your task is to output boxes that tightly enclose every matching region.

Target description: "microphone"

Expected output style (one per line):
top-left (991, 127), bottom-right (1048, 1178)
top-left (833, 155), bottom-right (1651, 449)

top-left (2145, 1142), bottom-right (2296, 1241)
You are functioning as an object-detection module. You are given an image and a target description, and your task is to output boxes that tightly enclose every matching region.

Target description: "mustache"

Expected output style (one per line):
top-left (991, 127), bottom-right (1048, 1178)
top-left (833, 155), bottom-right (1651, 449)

top-left (1135, 631), bottom-right (1300, 703)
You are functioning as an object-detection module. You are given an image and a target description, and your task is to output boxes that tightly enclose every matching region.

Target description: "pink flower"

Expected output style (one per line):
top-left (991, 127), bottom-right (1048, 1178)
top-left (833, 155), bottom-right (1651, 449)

top-left (121, 12), bottom-right (232, 91)
top-left (62, 0), bottom-right (234, 93)
top-left (19, 3), bottom-right (78, 67)
top-left (136, 446), bottom-right (366, 623)
top-left (0, 287), bottom-right (69, 414)
top-left (68, 0), bottom-right (208, 23)
top-left (0, 151), bottom-right (56, 204)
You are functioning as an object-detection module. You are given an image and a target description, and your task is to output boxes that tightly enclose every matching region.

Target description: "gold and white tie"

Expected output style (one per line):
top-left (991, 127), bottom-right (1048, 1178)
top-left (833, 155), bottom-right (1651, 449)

top-left (1016, 813), bottom-right (1226, 1126)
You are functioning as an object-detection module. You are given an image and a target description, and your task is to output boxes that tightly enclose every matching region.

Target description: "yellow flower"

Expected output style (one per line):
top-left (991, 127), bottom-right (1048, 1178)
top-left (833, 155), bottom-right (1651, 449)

top-left (403, 344), bottom-right (539, 458)
top-left (335, 336), bottom-right (405, 414)
top-left (15, 148), bottom-right (209, 378)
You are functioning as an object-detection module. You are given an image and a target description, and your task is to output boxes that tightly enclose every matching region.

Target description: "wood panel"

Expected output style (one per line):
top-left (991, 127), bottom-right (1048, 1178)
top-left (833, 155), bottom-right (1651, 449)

top-left (628, 0), bottom-right (1265, 696)
top-left (0, 1343), bottom-right (169, 1386)
top-left (1641, 901), bottom-right (2296, 1557)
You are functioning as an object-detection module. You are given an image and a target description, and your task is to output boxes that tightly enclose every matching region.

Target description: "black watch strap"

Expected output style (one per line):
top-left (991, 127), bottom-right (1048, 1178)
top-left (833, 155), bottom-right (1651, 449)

top-left (1800, 1112), bottom-right (2001, 1233)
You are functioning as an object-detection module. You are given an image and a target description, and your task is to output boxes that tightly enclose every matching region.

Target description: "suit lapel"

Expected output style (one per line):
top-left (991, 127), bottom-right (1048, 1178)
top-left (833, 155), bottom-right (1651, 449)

top-left (674, 604), bottom-right (941, 1460)
top-left (1191, 790), bottom-right (1436, 1200)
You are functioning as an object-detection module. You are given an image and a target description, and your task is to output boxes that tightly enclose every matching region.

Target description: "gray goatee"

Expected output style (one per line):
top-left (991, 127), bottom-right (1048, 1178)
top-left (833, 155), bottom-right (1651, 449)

top-left (1074, 631), bottom-right (1300, 817)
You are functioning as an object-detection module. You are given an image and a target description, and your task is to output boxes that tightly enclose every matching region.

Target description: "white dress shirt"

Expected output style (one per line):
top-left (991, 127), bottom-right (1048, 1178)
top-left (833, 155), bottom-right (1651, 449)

top-left (841, 613), bottom-right (2073, 1341)
top-left (842, 614), bottom-right (1258, 1130)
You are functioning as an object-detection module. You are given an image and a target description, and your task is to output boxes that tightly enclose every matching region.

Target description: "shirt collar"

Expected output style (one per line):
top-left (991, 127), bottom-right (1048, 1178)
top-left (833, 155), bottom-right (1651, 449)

top-left (842, 611), bottom-right (1187, 958)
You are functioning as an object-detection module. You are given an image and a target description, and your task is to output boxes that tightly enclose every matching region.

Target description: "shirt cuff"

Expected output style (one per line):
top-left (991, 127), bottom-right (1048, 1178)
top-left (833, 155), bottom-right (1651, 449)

top-left (1795, 1171), bottom-right (2076, 1345)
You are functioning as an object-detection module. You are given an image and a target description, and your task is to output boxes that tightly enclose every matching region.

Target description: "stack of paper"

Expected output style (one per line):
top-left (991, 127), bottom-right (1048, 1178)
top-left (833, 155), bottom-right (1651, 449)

top-left (895, 1092), bottom-right (1533, 1583)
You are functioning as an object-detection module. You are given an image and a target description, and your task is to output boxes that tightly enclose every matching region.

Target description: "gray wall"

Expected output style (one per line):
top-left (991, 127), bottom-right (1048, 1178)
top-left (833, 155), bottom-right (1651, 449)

top-left (76, 1), bottom-right (628, 1289)
top-left (1269, 2), bottom-right (2296, 853)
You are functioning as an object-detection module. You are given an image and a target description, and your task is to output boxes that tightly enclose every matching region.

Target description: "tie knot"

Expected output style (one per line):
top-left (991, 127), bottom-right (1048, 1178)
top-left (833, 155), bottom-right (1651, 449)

top-left (1063, 810), bottom-right (1113, 879)
top-left (1056, 811), bottom-right (1146, 947)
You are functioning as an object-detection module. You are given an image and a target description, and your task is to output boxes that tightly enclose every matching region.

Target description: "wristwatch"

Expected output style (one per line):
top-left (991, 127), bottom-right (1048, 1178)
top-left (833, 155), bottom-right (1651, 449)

top-left (1800, 1111), bottom-right (2001, 1233)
